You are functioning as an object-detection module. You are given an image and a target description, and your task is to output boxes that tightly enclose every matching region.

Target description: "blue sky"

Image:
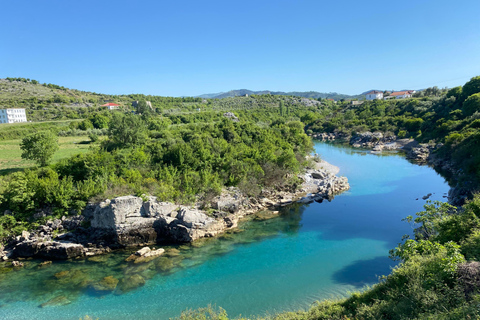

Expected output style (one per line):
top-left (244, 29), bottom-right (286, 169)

top-left (1, 0), bottom-right (479, 96)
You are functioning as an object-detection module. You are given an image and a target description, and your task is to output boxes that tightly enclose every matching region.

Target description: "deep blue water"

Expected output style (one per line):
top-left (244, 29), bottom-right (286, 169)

top-left (0, 142), bottom-right (450, 319)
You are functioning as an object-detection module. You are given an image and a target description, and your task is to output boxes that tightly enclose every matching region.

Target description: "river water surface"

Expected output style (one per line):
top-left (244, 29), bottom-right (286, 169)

top-left (0, 142), bottom-right (450, 319)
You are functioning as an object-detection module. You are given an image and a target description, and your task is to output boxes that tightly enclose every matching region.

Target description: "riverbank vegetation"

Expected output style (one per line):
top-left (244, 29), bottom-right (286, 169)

top-left (175, 197), bottom-right (480, 319)
top-left (2, 76), bottom-right (480, 319)
top-left (306, 76), bottom-right (480, 187)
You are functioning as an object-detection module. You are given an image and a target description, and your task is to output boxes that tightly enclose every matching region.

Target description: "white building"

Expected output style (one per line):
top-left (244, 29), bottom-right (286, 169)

top-left (365, 90), bottom-right (384, 100)
top-left (0, 108), bottom-right (28, 124)
top-left (386, 90), bottom-right (416, 99)
top-left (101, 103), bottom-right (121, 110)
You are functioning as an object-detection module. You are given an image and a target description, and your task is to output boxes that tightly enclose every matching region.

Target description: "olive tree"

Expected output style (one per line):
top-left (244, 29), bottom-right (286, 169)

top-left (20, 131), bottom-right (59, 166)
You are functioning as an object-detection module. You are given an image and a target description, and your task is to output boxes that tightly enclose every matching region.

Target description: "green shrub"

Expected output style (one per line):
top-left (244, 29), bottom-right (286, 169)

top-left (397, 130), bottom-right (407, 138)
top-left (88, 132), bottom-right (99, 142)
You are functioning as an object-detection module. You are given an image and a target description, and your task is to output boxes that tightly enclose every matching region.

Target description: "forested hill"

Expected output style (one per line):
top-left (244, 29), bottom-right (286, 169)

top-left (197, 89), bottom-right (364, 100)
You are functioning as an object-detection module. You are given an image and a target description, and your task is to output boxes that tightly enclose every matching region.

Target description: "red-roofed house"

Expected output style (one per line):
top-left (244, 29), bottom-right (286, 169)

top-left (101, 103), bottom-right (121, 110)
top-left (386, 90), bottom-right (416, 99)
top-left (365, 90), bottom-right (383, 100)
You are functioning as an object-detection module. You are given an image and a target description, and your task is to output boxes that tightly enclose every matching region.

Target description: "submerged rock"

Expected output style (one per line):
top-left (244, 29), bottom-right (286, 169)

top-left (54, 270), bottom-right (70, 279)
top-left (39, 295), bottom-right (72, 308)
top-left (0, 266), bottom-right (13, 274)
top-left (155, 257), bottom-right (175, 272)
top-left (254, 211), bottom-right (279, 221)
top-left (164, 248), bottom-right (181, 257)
top-left (92, 276), bottom-right (119, 292)
top-left (117, 274), bottom-right (146, 293)
top-left (38, 261), bottom-right (52, 268)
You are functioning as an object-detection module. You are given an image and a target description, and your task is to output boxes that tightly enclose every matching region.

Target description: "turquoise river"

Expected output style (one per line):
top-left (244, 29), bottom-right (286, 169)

top-left (0, 142), bottom-right (450, 319)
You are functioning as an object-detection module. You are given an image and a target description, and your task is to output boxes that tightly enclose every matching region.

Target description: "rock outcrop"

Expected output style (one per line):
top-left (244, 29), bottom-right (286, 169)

top-left (300, 168), bottom-right (349, 200)
top-left (223, 112), bottom-right (239, 122)
top-left (8, 160), bottom-right (350, 260)
top-left (126, 246), bottom-right (165, 263)
top-left (350, 131), bottom-right (397, 149)
top-left (406, 144), bottom-right (432, 162)
top-left (89, 196), bottom-right (229, 245)
top-left (13, 241), bottom-right (85, 260)
top-left (310, 132), bottom-right (344, 141)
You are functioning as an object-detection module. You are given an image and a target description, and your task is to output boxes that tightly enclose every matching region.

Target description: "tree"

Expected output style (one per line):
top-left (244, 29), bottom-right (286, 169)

top-left (463, 93), bottom-right (480, 117)
top-left (108, 113), bottom-right (147, 147)
top-left (279, 101), bottom-right (285, 116)
top-left (463, 76), bottom-right (480, 99)
top-left (446, 86), bottom-right (462, 99)
top-left (20, 131), bottom-right (59, 166)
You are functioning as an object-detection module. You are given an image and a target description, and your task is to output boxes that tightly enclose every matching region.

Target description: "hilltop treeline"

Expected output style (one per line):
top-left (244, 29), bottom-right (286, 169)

top-left (0, 77), bottom-right (335, 122)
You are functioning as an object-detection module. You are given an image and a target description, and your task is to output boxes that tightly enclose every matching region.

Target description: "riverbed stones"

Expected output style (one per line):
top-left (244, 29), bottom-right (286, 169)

top-left (54, 270), bottom-right (70, 279)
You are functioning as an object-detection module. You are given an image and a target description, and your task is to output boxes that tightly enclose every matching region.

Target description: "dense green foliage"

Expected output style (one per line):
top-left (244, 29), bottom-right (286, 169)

top-left (0, 109), bottom-right (313, 237)
top-left (306, 76), bottom-right (480, 184)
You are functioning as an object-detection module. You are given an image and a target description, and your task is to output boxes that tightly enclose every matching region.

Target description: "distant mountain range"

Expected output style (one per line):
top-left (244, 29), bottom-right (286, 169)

top-left (197, 89), bottom-right (365, 100)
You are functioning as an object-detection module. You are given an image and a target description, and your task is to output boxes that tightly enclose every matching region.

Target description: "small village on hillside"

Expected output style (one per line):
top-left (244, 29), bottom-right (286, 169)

top-left (365, 90), bottom-right (416, 100)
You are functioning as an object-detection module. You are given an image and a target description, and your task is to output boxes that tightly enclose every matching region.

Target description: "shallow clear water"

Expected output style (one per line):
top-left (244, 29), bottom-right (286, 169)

top-left (0, 142), bottom-right (450, 319)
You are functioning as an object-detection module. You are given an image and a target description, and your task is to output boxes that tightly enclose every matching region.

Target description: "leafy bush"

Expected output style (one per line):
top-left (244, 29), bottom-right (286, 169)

top-left (88, 132), bottom-right (99, 142)
top-left (20, 130), bottom-right (59, 166)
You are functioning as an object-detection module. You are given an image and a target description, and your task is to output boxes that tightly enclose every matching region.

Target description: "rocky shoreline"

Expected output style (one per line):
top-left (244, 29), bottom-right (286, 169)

top-left (1, 161), bottom-right (349, 262)
top-left (311, 131), bottom-right (471, 206)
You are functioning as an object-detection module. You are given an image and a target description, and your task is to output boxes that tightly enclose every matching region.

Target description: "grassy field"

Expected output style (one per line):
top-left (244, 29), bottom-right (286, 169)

top-left (0, 120), bottom-right (81, 140)
top-left (0, 136), bottom-right (92, 175)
